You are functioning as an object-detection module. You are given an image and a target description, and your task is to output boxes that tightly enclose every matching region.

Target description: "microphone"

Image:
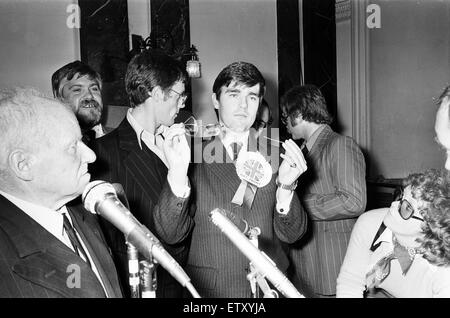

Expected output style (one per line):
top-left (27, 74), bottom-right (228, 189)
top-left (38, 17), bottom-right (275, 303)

top-left (82, 180), bottom-right (196, 294)
top-left (209, 208), bottom-right (304, 298)
top-left (217, 209), bottom-right (251, 235)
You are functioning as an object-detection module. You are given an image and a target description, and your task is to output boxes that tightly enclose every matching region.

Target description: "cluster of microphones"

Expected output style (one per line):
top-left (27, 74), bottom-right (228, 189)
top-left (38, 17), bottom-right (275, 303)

top-left (82, 181), bottom-right (303, 298)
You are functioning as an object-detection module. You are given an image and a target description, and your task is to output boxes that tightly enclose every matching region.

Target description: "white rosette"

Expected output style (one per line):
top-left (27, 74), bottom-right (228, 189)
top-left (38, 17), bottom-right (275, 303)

top-left (235, 151), bottom-right (272, 188)
top-left (231, 151), bottom-right (273, 207)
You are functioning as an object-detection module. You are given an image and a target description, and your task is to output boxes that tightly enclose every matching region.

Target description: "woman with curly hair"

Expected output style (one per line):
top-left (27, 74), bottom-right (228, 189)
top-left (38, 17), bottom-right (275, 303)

top-left (336, 169), bottom-right (450, 297)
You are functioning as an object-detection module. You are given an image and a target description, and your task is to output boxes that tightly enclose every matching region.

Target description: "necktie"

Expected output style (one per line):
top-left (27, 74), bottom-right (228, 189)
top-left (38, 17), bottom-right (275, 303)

top-left (365, 234), bottom-right (417, 290)
top-left (230, 141), bottom-right (257, 209)
top-left (62, 213), bottom-right (92, 268)
top-left (230, 142), bottom-right (242, 161)
top-left (82, 129), bottom-right (96, 146)
top-left (301, 143), bottom-right (309, 157)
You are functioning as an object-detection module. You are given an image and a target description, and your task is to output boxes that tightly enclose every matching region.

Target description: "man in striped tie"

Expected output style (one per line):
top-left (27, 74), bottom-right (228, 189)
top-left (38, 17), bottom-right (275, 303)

top-left (280, 84), bottom-right (367, 298)
top-left (185, 62), bottom-right (309, 297)
top-left (0, 87), bottom-right (123, 297)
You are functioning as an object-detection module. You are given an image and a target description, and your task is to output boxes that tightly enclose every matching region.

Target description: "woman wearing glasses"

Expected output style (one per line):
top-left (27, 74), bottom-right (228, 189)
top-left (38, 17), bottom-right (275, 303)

top-left (336, 169), bottom-right (450, 297)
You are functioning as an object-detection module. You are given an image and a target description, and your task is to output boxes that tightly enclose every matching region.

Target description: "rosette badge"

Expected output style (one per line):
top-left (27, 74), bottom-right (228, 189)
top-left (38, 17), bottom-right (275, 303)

top-left (235, 151), bottom-right (272, 188)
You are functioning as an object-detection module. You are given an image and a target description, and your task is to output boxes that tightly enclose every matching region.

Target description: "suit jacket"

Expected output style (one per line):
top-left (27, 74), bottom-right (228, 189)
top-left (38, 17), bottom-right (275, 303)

top-left (92, 118), bottom-right (194, 298)
top-left (0, 194), bottom-right (123, 298)
top-left (186, 135), bottom-right (308, 298)
top-left (289, 125), bottom-right (366, 296)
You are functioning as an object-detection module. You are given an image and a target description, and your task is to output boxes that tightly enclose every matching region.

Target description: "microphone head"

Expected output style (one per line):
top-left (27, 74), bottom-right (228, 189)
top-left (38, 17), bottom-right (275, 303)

top-left (82, 180), bottom-right (117, 214)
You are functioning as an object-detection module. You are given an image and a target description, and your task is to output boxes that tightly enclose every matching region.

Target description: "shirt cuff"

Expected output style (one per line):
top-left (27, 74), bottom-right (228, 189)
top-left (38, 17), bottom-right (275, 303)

top-left (167, 175), bottom-right (191, 198)
top-left (275, 188), bottom-right (294, 215)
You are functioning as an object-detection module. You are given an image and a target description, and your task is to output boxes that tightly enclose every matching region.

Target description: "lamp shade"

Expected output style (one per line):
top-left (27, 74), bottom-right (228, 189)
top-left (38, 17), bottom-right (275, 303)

top-left (186, 59), bottom-right (201, 78)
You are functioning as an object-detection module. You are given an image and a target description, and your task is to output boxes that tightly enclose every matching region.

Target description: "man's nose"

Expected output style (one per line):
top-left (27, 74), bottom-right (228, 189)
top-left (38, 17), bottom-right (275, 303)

top-left (239, 96), bottom-right (248, 109)
top-left (81, 142), bottom-right (97, 163)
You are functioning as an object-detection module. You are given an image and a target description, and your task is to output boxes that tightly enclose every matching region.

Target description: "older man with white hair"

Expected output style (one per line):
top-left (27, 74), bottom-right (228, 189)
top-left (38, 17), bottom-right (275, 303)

top-left (0, 87), bottom-right (123, 297)
top-left (435, 86), bottom-right (450, 170)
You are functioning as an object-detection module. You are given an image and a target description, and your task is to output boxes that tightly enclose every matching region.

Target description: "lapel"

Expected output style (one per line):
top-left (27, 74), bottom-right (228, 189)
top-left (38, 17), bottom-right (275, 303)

top-left (202, 136), bottom-right (241, 193)
top-left (0, 194), bottom-right (106, 298)
top-left (308, 125), bottom-right (335, 160)
top-left (116, 118), bottom-right (168, 203)
top-left (67, 201), bottom-right (122, 298)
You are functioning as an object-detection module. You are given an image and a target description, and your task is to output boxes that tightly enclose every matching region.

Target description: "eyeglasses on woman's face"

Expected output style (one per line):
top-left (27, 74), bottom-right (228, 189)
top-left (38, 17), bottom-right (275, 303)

top-left (398, 186), bottom-right (425, 221)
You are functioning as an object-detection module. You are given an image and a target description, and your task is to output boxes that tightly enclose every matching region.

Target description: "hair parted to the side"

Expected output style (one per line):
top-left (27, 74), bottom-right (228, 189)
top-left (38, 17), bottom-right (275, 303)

top-left (51, 60), bottom-right (102, 98)
top-left (280, 84), bottom-right (333, 126)
top-left (125, 49), bottom-right (187, 108)
top-left (212, 61), bottom-right (265, 99)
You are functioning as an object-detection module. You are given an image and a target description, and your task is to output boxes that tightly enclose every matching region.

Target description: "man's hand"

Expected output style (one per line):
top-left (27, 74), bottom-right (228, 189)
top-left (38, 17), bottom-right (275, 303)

top-left (278, 139), bottom-right (307, 185)
top-left (163, 123), bottom-right (190, 185)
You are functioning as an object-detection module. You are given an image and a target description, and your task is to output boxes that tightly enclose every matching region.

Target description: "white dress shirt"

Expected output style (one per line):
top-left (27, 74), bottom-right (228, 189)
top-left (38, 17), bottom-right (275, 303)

top-left (0, 190), bottom-right (109, 297)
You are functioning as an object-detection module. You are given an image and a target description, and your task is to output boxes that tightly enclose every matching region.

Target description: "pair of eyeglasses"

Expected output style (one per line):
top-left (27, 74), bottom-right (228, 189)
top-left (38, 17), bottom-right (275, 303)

top-left (170, 88), bottom-right (188, 104)
top-left (183, 116), bottom-right (223, 137)
top-left (281, 113), bottom-right (288, 125)
top-left (397, 188), bottom-right (424, 221)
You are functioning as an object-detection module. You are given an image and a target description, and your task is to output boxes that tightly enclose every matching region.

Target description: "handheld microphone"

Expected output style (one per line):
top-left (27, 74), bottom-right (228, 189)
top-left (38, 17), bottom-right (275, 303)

top-left (218, 209), bottom-right (251, 235)
top-left (82, 180), bottom-right (197, 296)
top-left (209, 208), bottom-right (304, 298)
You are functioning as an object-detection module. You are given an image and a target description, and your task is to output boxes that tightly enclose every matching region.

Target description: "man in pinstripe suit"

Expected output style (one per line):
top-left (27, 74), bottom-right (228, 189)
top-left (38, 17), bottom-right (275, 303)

top-left (92, 50), bottom-right (194, 297)
top-left (280, 84), bottom-right (367, 297)
top-left (186, 62), bottom-right (308, 297)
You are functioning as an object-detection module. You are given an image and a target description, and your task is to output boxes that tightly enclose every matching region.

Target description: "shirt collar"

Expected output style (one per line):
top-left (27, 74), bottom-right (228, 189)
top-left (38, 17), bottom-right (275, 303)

top-left (373, 224), bottom-right (393, 246)
top-left (306, 124), bottom-right (326, 151)
top-left (126, 109), bottom-right (153, 150)
top-left (220, 127), bottom-right (249, 150)
top-left (126, 109), bottom-right (169, 150)
top-left (0, 189), bottom-right (65, 239)
top-left (91, 124), bottom-right (105, 138)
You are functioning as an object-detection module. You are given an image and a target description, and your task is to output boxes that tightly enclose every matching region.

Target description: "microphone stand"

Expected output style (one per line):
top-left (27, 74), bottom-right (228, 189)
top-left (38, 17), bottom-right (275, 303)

top-left (246, 227), bottom-right (279, 298)
top-left (127, 241), bottom-right (158, 298)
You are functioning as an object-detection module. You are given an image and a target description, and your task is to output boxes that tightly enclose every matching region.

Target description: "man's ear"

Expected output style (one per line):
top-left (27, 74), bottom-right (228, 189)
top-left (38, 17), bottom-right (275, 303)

top-left (8, 149), bottom-right (35, 181)
top-left (212, 93), bottom-right (220, 110)
top-left (151, 86), bottom-right (165, 103)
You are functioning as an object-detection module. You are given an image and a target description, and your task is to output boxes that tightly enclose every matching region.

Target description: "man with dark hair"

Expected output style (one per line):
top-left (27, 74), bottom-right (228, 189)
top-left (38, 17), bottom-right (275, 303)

top-left (185, 62), bottom-right (308, 297)
top-left (92, 50), bottom-right (194, 298)
top-left (280, 84), bottom-right (366, 297)
top-left (435, 86), bottom-right (450, 170)
top-left (52, 61), bottom-right (106, 144)
top-left (0, 87), bottom-right (122, 298)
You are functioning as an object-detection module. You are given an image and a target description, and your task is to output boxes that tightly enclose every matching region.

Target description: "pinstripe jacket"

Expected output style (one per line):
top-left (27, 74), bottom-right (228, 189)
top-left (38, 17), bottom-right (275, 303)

top-left (91, 118), bottom-right (195, 297)
top-left (0, 194), bottom-right (123, 298)
top-left (186, 136), bottom-right (308, 298)
top-left (289, 125), bottom-right (366, 296)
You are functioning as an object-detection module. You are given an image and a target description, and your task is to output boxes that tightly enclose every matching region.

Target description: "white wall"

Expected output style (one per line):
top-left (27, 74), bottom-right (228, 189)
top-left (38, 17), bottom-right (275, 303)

top-left (189, 0), bottom-right (278, 124)
top-left (0, 0), bottom-right (80, 95)
top-left (369, 0), bottom-right (449, 178)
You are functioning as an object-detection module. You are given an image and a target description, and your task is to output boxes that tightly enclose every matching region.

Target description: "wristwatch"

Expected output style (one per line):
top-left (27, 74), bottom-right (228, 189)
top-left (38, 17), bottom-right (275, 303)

top-left (276, 178), bottom-right (298, 191)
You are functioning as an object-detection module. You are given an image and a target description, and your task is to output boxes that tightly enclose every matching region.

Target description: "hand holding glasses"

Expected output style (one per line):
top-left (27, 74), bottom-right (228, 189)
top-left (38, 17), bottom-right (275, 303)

top-left (183, 115), bottom-right (223, 138)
